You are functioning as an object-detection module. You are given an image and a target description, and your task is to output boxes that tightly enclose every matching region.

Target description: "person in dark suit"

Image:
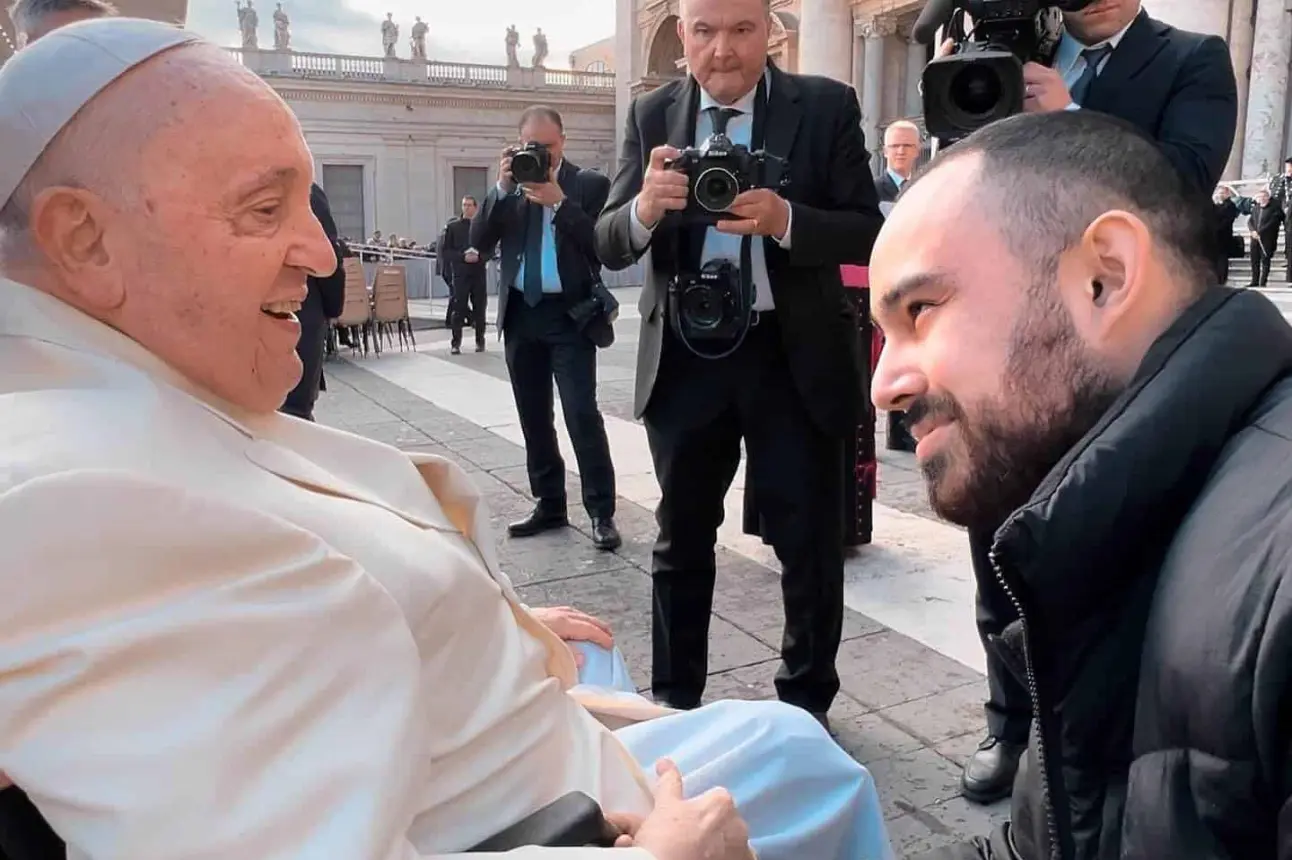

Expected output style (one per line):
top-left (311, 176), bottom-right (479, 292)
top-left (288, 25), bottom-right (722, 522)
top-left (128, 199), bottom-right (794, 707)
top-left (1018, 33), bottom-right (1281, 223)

top-left (281, 183), bottom-right (345, 422)
top-left (956, 0), bottom-right (1239, 804)
top-left (876, 119), bottom-right (921, 453)
top-left (594, 0), bottom-right (883, 726)
top-left (1244, 189), bottom-right (1285, 286)
top-left (470, 105), bottom-right (621, 551)
top-left (440, 195), bottom-right (490, 354)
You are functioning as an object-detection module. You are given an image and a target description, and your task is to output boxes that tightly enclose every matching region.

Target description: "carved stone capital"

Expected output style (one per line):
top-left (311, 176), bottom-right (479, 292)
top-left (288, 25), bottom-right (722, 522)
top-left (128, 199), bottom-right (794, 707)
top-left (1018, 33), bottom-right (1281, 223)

top-left (855, 14), bottom-right (898, 40)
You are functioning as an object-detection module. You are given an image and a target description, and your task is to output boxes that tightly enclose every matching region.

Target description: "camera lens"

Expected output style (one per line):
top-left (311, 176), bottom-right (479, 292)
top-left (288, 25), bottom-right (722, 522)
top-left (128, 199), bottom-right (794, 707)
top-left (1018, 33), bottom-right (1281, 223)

top-left (949, 64), bottom-right (1003, 117)
top-left (512, 152), bottom-right (540, 183)
top-left (694, 167), bottom-right (739, 212)
top-left (681, 285), bottom-right (724, 330)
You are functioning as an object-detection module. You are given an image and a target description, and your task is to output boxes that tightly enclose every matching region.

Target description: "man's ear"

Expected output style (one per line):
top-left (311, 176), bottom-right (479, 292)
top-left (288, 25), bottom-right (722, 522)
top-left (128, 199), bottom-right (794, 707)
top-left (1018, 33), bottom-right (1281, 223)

top-left (1079, 210), bottom-right (1151, 310)
top-left (28, 186), bottom-right (126, 309)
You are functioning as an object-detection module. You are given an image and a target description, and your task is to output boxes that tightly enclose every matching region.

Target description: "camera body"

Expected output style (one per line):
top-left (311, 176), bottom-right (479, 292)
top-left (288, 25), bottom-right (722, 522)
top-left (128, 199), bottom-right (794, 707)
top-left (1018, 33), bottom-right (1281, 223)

top-left (664, 133), bottom-right (789, 225)
top-left (668, 259), bottom-right (750, 349)
top-left (509, 141), bottom-right (552, 185)
top-left (921, 0), bottom-right (1092, 141)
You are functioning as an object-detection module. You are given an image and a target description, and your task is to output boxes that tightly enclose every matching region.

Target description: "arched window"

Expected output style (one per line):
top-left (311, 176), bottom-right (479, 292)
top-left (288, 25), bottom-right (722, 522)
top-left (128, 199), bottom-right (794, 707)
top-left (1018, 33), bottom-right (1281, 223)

top-left (586, 60), bottom-right (608, 73)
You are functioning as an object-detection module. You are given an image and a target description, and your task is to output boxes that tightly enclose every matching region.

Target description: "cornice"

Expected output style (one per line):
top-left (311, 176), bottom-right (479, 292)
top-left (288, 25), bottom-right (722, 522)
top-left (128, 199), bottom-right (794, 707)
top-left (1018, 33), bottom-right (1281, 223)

top-left (272, 88), bottom-right (615, 114)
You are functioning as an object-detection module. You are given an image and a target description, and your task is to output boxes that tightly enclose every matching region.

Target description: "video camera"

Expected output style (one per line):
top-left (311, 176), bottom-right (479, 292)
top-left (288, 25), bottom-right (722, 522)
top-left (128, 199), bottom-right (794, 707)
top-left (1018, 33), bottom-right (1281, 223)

top-left (508, 141), bottom-right (552, 184)
top-left (914, 0), bottom-right (1094, 142)
top-left (664, 133), bottom-right (789, 225)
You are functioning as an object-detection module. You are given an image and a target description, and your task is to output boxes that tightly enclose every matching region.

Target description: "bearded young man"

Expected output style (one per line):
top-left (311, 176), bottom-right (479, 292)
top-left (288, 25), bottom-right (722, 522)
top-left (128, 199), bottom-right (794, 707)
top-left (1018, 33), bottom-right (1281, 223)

top-left (871, 110), bottom-right (1292, 859)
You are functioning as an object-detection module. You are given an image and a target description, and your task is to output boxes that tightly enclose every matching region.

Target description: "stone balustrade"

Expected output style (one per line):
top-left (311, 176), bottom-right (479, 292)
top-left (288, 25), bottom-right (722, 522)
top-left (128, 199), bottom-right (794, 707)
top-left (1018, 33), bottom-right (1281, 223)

top-left (227, 48), bottom-right (615, 92)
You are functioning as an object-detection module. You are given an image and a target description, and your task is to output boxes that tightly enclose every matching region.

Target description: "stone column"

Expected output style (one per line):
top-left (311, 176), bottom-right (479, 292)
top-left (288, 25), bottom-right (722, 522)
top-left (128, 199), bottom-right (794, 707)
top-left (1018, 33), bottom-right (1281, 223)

top-left (858, 15), bottom-right (896, 164)
top-left (1241, 0), bottom-right (1292, 178)
top-left (905, 37), bottom-right (926, 118)
top-left (613, 0), bottom-right (640, 157)
top-left (1224, 0), bottom-right (1256, 179)
top-left (799, 0), bottom-right (853, 82)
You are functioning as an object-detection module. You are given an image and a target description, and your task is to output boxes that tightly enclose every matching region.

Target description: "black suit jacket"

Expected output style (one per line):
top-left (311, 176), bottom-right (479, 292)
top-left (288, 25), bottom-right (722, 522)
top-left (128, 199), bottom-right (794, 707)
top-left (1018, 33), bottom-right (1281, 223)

top-left (469, 159), bottom-right (610, 335)
top-left (594, 63), bottom-right (884, 434)
top-left (1074, 10), bottom-right (1237, 194)
top-left (1248, 203), bottom-right (1285, 250)
top-left (876, 171), bottom-right (902, 205)
top-left (309, 183), bottom-right (346, 321)
top-left (440, 217), bottom-right (489, 285)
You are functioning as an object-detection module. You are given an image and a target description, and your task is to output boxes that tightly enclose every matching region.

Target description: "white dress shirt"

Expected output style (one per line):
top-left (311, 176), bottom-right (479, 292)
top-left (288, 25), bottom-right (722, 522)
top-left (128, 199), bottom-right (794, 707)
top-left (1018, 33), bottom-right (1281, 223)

top-left (628, 74), bottom-right (791, 311)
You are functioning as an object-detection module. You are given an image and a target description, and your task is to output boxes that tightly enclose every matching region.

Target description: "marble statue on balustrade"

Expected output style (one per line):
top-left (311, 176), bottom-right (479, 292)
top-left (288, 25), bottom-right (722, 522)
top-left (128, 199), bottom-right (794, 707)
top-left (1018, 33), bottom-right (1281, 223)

top-left (410, 16), bottom-right (428, 61)
top-left (381, 12), bottom-right (398, 58)
top-left (272, 3), bottom-right (289, 51)
top-left (235, 0), bottom-right (257, 50)
top-left (531, 27), bottom-right (548, 68)
top-left (504, 24), bottom-right (519, 67)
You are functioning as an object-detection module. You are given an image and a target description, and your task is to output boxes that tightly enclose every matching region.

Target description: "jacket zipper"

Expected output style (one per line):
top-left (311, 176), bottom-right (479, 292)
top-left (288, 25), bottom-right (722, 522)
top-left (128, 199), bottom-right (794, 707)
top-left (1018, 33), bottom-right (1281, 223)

top-left (989, 547), bottom-right (1062, 860)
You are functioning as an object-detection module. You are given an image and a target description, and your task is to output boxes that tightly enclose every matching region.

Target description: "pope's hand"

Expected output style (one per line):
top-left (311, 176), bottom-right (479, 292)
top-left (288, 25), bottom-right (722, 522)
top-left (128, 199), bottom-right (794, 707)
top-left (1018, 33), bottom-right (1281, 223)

top-left (605, 760), bottom-right (755, 860)
top-left (529, 606), bottom-right (613, 666)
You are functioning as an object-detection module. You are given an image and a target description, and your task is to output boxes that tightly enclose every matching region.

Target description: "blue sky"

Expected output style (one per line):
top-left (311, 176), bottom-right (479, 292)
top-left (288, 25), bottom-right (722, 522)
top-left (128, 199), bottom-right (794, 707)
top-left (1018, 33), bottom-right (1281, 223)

top-left (187, 0), bottom-right (614, 65)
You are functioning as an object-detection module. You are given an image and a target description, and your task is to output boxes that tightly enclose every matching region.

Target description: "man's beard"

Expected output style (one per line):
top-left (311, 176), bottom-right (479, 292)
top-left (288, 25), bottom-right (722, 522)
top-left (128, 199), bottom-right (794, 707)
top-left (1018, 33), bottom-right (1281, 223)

top-left (910, 294), bottom-right (1124, 532)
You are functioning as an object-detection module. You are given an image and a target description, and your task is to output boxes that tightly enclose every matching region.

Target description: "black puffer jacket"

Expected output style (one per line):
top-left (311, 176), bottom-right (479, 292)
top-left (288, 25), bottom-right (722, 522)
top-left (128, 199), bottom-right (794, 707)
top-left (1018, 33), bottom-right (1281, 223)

top-left (947, 288), bottom-right (1292, 860)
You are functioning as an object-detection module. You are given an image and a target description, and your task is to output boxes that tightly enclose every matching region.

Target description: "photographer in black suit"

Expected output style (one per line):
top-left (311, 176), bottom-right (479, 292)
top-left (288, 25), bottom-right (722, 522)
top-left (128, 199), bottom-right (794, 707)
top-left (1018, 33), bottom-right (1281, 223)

top-left (470, 106), bottom-right (621, 551)
top-left (595, 0), bottom-right (883, 725)
top-left (948, 0), bottom-right (1238, 805)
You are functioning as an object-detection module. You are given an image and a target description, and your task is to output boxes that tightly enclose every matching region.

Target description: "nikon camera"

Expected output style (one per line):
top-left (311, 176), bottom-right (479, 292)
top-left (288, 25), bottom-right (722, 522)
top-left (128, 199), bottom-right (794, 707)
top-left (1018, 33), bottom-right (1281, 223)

top-left (508, 141), bottom-right (552, 184)
top-left (664, 133), bottom-right (788, 225)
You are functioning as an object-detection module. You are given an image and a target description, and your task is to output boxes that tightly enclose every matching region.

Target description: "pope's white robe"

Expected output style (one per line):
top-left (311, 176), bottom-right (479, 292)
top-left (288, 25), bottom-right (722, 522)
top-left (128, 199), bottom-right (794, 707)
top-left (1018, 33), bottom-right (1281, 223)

top-left (0, 278), bottom-right (891, 859)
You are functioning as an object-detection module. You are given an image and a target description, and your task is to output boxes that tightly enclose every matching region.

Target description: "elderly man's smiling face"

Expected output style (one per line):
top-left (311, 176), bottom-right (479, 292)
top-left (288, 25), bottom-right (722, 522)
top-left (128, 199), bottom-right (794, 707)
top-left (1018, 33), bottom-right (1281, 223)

top-left (869, 155), bottom-right (1123, 530)
top-left (17, 45), bottom-right (335, 413)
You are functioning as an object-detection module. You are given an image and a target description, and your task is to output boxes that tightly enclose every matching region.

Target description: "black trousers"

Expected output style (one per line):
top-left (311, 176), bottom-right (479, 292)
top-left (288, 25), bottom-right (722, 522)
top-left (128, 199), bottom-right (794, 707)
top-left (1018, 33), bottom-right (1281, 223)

top-left (281, 297), bottom-right (327, 422)
top-left (503, 295), bottom-right (615, 519)
top-left (645, 316), bottom-right (845, 713)
top-left (1250, 237), bottom-right (1273, 286)
top-left (969, 526), bottom-right (1032, 744)
top-left (450, 270), bottom-right (488, 347)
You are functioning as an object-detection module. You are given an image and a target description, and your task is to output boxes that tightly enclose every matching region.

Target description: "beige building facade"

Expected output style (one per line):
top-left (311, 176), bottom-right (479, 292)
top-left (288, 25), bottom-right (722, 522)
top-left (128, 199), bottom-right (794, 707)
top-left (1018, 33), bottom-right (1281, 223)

top-left (231, 50), bottom-right (618, 246)
top-left (616, 0), bottom-right (1292, 181)
top-left (570, 36), bottom-right (614, 73)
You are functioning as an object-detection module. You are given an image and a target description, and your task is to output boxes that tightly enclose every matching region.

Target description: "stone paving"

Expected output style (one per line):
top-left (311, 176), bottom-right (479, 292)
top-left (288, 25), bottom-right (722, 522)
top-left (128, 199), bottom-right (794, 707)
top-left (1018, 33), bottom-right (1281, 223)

top-left (315, 355), bottom-right (1010, 856)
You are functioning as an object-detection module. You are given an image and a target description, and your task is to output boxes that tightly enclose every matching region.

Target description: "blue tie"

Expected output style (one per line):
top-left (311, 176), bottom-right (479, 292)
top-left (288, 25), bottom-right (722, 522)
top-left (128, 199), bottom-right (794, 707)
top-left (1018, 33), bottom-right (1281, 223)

top-left (522, 201), bottom-right (543, 307)
top-left (1069, 45), bottom-right (1112, 106)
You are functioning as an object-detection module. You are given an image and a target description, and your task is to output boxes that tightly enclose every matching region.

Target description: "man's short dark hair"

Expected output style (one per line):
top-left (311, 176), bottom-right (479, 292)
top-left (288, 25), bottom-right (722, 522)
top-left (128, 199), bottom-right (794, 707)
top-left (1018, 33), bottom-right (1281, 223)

top-left (518, 105), bottom-right (563, 133)
top-left (461, 195), bottom-right (476, 205)
top-left (909, 111), bottom-right (1216, 295)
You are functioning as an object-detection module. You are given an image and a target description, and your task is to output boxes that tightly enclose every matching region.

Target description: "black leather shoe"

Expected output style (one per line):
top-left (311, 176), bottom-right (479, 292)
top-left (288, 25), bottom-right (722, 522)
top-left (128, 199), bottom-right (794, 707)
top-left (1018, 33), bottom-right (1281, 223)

top-left (811, 711), bottom-right (831, 733)
top-left (590, 517), bottom-right (622, 551)
top-left (961, 735), bottom-right (1025, 804)
top-left (507, 504), bottom-right (568, 538)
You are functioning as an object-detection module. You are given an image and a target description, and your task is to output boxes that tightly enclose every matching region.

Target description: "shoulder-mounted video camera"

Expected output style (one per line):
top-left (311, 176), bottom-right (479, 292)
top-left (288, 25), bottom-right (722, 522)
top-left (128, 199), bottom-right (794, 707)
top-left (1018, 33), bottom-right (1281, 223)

top-left (914, 0), bottom-right (1093, 142)
top-left (508, 141), bottom-right (552, 184)
top-left (664, 132), bottom-right (789, 225)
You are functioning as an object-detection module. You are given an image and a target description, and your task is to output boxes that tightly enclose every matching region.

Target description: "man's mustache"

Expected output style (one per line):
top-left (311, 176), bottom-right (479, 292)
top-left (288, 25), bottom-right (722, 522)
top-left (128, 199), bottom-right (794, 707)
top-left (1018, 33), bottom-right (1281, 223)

top-left (903, 393), bottom-right (963, 430)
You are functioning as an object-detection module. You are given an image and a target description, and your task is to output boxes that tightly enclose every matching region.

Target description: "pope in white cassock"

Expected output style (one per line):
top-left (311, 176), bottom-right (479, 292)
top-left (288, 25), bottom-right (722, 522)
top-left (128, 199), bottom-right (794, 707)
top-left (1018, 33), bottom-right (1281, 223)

top-left (0, 19), bottom-right (892, 860)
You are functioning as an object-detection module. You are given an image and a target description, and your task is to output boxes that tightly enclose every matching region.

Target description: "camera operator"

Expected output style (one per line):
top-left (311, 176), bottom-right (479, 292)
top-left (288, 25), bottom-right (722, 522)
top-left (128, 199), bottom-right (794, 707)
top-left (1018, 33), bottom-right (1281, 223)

top-left (469, 106), bottom-right (621, 551)
top-left (940, 0), bottom-right (1240, 808)
top-left (594, 0), bottom-right (883, 725)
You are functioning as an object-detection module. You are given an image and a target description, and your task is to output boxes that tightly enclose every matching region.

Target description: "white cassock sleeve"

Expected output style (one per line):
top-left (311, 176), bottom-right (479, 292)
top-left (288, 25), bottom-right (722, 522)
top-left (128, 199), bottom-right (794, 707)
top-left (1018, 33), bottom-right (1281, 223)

top-left (0, 471), bottom-right (653, 860)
